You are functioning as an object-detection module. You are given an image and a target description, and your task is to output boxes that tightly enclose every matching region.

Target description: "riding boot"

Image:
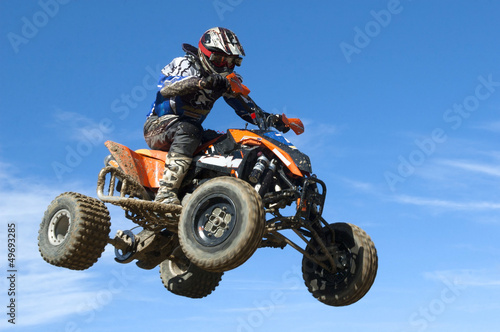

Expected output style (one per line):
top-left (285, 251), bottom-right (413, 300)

top-left (154, 152), bottom-right (192, 205)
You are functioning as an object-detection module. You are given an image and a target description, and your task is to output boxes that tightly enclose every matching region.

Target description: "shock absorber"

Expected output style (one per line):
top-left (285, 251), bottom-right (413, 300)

top-left (256, 159), bottom-right (277, 196)
top-left (249, 153), bottom-right (270, 184)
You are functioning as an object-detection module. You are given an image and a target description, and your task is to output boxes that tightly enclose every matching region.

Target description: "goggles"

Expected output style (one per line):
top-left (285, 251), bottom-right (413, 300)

top-left (209, 53), bottom-right (243, 68)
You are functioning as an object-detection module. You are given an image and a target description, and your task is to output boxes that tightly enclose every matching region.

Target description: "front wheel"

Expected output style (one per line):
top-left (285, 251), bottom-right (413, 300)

top-left (38, 192), bottom-right (111, 270)
top-left (178, 177), bottom-right (265, 272)
top-left (302, 222), bottom-right (378, 306)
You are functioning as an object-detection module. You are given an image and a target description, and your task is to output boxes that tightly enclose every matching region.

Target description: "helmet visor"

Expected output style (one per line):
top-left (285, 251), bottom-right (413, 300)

top-left (209, 53), bottom-right (243, 68)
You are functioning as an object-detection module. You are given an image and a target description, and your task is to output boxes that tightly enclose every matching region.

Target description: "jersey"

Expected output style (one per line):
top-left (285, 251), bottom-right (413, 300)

top-left (147, 55), bottom-right (259, 126)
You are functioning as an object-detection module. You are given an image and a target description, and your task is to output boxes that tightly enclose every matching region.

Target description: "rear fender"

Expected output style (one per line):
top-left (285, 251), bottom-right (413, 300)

top-left (105, 141), bottom-right (165, 188)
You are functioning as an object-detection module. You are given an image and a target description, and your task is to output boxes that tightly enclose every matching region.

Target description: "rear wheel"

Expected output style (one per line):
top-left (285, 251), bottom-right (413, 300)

top-left (178, 177), bottom-right (265, 272)
top-left (302, 222), bottom-right (378, 306)
top-left (159, 247), bottom-right (223, 299)
top-left (38, 192), bottom-right (111, 270)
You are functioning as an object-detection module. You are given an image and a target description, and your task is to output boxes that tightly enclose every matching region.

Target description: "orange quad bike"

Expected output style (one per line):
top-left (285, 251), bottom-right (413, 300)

top-left (38, 73), bottom-right (378, 305)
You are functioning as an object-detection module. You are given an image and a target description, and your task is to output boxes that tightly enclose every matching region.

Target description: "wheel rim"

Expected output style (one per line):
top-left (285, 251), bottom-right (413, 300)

top-left (193, 194), bottom-right (237, 247)
top-left (308, 239), bottom-right (353, 286)
top-left (48, 209), bottom-right (71, 246)
top-left (322, 243), bottom-right (353, 285)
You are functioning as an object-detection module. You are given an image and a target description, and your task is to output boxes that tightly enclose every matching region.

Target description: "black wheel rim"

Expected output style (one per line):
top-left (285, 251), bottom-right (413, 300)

top-left (192, 193), bottom-right (237, 247)
top-left (308, 239), bottom-right (353, 287)
top-left (322, 243), bottom-right (353, 285)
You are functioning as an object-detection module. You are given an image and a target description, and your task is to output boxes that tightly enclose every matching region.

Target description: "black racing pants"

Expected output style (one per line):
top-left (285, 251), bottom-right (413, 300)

top-left (143, 115), bottom-right (202, 157)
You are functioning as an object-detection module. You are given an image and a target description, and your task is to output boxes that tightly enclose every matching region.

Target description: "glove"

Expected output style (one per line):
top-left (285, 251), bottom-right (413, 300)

top-left (273, 114), bottom-right (290, 133)
top-left (201, 74), bottom-right (230, 94)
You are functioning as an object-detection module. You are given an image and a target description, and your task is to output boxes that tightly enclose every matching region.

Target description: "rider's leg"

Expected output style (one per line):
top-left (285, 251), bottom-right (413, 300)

top-left (155, 152), bottom-right (192, 205)
top-left (153, 120), bottom-right (202, 205)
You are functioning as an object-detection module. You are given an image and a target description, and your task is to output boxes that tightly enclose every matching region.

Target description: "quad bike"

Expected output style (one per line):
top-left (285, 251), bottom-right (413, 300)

top-left (38, 73), bottom-right (378, 305)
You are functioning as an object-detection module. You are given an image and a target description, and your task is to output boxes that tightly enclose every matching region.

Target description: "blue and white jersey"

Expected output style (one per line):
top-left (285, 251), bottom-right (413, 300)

top-left (147, 55), bottom-right (259, 126)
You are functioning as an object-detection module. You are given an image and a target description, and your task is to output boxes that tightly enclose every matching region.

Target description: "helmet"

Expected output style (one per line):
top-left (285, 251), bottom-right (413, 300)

top-left (198, 27), bottom-right (245, 76)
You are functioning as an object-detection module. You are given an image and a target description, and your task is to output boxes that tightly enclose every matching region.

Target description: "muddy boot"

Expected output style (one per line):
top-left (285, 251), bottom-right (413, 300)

top-left (155, 152), bottom-right (192, 205)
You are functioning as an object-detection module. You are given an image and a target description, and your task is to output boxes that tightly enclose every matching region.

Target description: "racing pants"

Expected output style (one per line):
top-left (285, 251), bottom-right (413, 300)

top-left (143, 115), bottom-right (202, 157)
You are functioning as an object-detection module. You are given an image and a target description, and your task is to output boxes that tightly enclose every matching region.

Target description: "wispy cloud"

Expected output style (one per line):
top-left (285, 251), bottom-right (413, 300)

top-left (393, 195), bottom-right (500, 210)
top-left (473, 120), bottom-right (500, 133)
top-left (424, 269), bottom-right (500, 288)
top-left (49, 109), bottom-right (108, 143)
top-left (292, 119), bottom-right (343, 156)
top-left (438, 159), bottom-right (500, 177)
top-left (340, 177), bottom-right (377, 193)
top-left (0, 161), bottom-right (123, 329)
top-left (3, 269), bottom-right (97, 327)
top-left (223, 278), bottom-right (303, 292)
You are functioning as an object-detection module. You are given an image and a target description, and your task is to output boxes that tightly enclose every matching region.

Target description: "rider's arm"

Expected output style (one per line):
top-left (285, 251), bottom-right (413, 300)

top-left (158, 56), bottom-right (203, 98)
top-left (160, 76), bottom-right (202, 98)
top-left (224, 94), bottom-right (290, 133)
top-left (223, 94), bottom-right (271, 125)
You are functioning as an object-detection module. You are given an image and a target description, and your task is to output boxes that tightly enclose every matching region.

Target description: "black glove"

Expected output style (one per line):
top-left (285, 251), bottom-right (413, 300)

top-left (272, 114), bottom-right (290, 133)
top-left (201, 74), bottom-right (230, 94)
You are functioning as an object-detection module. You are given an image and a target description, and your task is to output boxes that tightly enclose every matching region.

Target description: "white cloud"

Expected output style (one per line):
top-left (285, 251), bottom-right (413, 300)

top-left (49, 109), bottom-right (111, 144)
top-left (393, 194), bottom-right (500, 210)
top-left (423, 269), bottom-right (500, 288)
top-left (0, 162), bottom-right (129, 329)
top-left (291, 119), bottom-right (342, 155)
top-left (340, 177), bottom-right (377, 193)
top-left (437, 159), bottom-right (500, 177)
top-left (3, 270), bottom-right (96, 327)
top-left (473, 120), bottom-right (500, 133)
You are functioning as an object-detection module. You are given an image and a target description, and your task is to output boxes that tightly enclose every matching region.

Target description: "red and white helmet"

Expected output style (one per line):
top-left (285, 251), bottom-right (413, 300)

top-left (198, 27), bottom-right (245, 76)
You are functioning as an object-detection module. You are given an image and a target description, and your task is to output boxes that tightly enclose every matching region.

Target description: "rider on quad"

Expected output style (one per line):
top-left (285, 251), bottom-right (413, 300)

top-left (143, 27), bottom-right (289, 206)
top-left (39, 28), bottom-right (379, 304)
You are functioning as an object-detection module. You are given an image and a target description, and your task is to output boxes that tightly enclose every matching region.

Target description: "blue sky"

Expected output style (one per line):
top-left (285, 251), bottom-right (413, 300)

top-left (1, 0), bottom-right (500, 331)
